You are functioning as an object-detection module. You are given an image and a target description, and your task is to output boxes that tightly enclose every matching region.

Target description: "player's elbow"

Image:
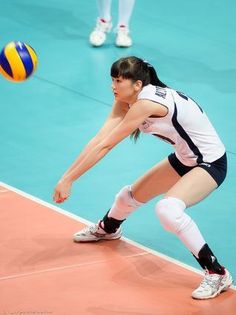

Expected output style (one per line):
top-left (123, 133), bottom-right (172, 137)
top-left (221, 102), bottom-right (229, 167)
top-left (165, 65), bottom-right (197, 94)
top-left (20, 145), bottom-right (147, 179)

top-left (100, 139), bottom-right (116, 151)
top-left (103, 142), bottom-right (115, 151)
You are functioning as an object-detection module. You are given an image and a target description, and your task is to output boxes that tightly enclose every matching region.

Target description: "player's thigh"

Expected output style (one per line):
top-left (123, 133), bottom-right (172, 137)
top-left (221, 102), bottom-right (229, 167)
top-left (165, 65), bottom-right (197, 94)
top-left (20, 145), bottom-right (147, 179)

top-left (165, 167), bottom-right (218, 207)
top-left (131, 158), bottom-right (181, 203)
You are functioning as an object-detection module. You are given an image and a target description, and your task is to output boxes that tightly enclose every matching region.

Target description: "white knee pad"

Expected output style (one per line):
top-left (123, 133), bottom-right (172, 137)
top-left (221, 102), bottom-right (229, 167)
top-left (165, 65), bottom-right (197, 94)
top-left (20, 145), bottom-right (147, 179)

top-left (155, 197), bottom-right (190, 234)
top-left (108, 185), bottom-right (144, 220)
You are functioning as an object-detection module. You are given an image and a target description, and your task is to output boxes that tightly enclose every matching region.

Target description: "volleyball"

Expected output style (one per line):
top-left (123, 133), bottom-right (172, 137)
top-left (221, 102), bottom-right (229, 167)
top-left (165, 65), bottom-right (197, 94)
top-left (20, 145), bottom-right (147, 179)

top-left (0, 41), bottom-right (37, 82)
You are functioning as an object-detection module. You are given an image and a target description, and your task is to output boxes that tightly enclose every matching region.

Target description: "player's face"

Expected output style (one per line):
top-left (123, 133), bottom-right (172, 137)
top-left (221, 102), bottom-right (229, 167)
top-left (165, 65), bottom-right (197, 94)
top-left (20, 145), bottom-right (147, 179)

top-left (111, 76), bottom-right (141, 103)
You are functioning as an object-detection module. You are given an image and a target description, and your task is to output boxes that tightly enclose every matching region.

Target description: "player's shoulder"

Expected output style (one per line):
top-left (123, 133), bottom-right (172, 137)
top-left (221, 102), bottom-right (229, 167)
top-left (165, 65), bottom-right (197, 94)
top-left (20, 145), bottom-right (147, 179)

top-left (138, 84), bottom-right (156, 97)
top-left (138, 84), bottom-right (169, 100)
top-left (138, 84), bottom-right (173, 112)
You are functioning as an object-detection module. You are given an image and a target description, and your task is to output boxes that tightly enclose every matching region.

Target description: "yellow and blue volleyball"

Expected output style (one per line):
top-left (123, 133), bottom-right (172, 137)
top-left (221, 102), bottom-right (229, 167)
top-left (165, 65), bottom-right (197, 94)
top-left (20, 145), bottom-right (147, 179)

top-left (0, 41), bottom-right (37, 82)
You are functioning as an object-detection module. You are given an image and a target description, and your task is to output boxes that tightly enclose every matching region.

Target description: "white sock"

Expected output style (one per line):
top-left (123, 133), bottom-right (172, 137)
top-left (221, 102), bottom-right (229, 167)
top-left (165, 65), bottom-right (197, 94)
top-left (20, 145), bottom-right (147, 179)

top-left (156, 197), bottom-right (206, 258)
top-left (108, 185), bottom-right (144, 220)
top-left (97, 0), bottom-right (112, 21)
top-left (176, 219), bottom-right (206, 258)
top-left (117, 0), bottom-right (135, 28)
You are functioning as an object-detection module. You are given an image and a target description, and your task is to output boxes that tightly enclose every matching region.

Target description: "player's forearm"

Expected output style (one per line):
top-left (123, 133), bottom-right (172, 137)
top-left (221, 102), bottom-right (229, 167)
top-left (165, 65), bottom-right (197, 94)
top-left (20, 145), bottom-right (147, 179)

top-left (61, 137), bottom-right (101, 177)
top-left (61, 142), bottom-right (110, 183)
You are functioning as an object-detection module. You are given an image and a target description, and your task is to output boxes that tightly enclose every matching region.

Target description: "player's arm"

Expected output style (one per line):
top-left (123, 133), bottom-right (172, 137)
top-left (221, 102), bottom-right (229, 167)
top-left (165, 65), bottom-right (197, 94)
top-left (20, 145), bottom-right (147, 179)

top-left (61, 100), bottom-right (128, 175)
top-left (53, 100), bottom-right (166, 203)
top-left (53, 101), bottom-right (127, 203)
top-left (61, 100), bottom-right (158, 182)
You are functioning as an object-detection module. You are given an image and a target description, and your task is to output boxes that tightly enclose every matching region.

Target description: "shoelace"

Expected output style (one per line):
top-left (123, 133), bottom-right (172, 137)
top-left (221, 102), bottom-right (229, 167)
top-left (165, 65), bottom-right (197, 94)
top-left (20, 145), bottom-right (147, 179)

top-left (81, 223), bottom-right (106, 236)
top-left (81, 224), bottom-right (98, 235)
top-left (198, 273), bottom-right (221, 290)
top-left (117, 27), bottom-right (129, 35)
top-left (95, 20), bottom-right (110, 33)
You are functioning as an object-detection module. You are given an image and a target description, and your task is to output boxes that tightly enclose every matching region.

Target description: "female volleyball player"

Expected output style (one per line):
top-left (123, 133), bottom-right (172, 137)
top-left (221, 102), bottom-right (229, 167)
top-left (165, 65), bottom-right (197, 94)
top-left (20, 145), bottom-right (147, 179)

top-left (53, 56), bottom-right (233, 300)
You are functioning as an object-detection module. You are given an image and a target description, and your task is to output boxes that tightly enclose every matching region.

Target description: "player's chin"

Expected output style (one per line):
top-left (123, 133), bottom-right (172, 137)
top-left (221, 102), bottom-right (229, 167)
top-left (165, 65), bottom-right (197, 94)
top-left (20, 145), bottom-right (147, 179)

top-left (114, 93), bottom-right (121, 100)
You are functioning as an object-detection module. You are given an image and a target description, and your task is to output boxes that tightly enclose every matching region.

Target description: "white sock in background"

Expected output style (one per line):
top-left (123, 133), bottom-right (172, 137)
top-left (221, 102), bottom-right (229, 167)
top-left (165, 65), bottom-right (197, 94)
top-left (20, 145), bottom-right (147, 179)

top-left (117, 0), bottom-right (135, 28)
top-left (97, 0), bottom-right (112, 21)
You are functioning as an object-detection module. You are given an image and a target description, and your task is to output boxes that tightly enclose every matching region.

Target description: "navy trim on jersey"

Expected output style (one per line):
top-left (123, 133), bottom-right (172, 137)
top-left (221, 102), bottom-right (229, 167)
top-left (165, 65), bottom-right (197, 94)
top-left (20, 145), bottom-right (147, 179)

top-left (172, 103), bottom-right (203, 163)
top-left (176, 91), bottom-right (203, 113)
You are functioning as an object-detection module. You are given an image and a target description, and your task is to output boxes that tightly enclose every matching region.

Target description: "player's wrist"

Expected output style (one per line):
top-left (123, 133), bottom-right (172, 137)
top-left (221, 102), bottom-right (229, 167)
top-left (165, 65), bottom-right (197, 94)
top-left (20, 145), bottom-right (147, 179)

top-left (60, 176), bottom-right (74, 185)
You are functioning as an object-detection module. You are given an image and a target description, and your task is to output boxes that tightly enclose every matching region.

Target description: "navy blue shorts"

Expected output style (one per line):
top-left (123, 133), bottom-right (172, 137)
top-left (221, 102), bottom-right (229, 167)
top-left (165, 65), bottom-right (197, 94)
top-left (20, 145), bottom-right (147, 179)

top-left (168, 153), bottom-right (227, 187)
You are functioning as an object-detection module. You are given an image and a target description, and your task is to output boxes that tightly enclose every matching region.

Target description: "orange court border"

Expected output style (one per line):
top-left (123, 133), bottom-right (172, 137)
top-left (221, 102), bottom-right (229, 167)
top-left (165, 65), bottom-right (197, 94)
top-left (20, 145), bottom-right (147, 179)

top-left (0, 182), bottom-right (235, 315)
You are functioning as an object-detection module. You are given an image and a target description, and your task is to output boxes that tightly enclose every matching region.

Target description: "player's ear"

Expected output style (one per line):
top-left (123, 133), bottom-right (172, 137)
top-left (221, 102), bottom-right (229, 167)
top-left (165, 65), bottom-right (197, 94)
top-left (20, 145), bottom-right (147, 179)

top-left (134, 80), bottom-right (142, 91)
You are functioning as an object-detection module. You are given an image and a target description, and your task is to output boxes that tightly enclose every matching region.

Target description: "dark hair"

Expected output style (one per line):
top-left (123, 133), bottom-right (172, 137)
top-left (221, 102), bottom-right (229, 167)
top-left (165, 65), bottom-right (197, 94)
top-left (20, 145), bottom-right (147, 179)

top-left (111, 56), bottom-right (167, 141)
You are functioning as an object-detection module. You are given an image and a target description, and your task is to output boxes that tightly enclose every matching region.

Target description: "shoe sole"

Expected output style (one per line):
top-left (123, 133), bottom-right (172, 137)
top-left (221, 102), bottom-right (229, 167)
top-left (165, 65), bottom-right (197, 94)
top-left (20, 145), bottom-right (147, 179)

top-left (73, 235), bottom-right (122, 243)
top-left (115, 42), bottom-right (132, 48)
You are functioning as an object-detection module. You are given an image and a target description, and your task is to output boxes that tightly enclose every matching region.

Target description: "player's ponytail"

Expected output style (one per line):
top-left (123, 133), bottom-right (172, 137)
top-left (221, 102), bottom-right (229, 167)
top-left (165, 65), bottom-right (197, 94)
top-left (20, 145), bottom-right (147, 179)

top-left (145, 62), bottom-right (167, 88)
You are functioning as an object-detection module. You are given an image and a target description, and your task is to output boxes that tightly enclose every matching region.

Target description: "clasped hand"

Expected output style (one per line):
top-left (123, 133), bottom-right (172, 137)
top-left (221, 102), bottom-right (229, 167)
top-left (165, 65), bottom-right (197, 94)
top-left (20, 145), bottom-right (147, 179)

top-left (53, 178), bottom-right (72, 203)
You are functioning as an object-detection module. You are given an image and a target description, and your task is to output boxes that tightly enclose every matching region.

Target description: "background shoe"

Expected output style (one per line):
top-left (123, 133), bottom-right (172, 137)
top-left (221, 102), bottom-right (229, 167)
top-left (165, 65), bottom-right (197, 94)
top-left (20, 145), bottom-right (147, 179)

top-left (89, 19), bottom-right (112, 47)
top-left (73, 221), bottom-right (122, 242)
top-left (192, 269), bottom-right (233, 299)
top-left (115, 25), bottom-right (132, 47)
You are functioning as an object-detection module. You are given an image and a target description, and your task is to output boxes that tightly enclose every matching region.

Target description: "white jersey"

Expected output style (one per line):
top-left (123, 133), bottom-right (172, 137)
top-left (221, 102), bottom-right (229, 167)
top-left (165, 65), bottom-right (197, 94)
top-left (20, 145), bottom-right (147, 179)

top-left (137, 84), bottom-right (225, 166)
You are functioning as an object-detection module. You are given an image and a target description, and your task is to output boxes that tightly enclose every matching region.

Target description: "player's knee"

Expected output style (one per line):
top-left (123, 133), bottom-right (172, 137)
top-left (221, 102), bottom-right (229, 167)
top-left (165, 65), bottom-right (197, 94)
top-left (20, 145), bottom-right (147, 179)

top-left (155, 197), bottom-right (187, 233)
top-left (115, 185), bottom-right (143, 211)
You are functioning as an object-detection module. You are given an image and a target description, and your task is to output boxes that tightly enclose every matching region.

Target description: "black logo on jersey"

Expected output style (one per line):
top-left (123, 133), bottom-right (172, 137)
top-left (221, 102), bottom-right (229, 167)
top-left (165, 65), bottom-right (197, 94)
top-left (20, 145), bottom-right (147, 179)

top-left (155, 87), bottom-right (167, 99)
top-left (142, 121), bottom-right (151, 129)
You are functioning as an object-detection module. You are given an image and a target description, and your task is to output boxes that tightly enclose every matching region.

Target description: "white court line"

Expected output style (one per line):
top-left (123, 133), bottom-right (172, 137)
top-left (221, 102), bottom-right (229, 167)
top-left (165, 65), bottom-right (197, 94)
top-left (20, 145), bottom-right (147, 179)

top-left (0, 189), bottom-right (9, 193)
top-left (0, 252), bottom-right (149, 281)
top-left (0, 181), bottom-right (235, 290)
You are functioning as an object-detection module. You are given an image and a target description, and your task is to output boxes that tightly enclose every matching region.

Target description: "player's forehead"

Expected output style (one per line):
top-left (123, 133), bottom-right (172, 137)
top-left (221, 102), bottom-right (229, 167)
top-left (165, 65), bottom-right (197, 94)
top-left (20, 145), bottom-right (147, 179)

top-left (112, 76), bottom-right (131, 81)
